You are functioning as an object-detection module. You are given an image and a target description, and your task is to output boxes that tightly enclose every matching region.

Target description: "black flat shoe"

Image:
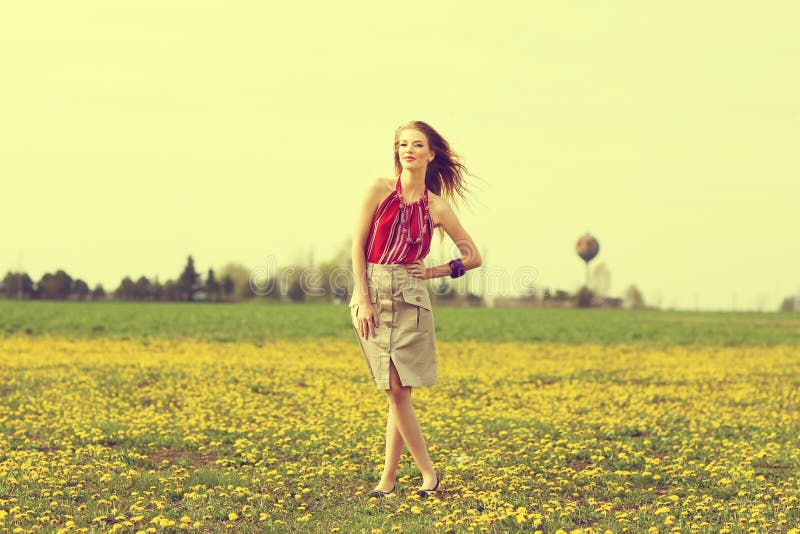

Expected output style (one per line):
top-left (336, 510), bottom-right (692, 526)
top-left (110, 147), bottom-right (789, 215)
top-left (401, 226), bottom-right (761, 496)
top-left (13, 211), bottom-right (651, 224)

top-left (416, 475), bottom-right (441, 498)
top-left (368, 481), bottom-right (396, 498)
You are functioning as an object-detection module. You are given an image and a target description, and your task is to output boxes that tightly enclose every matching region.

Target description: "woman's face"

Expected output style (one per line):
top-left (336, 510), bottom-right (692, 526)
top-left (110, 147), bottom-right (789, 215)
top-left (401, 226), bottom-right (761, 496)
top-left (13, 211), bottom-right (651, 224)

top-left (397, 129), bottom-right (434, 169)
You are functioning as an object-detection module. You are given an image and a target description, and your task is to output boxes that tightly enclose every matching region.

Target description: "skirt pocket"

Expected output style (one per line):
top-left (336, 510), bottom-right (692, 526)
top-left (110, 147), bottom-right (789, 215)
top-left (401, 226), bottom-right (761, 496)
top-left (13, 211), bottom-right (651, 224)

top-left (401, 285), bottom-right (433, 332)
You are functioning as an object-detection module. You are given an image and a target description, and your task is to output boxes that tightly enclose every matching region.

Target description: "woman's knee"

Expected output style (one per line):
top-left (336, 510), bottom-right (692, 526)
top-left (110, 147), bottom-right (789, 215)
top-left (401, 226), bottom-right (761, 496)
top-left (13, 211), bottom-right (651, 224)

top-left (385, 386), bottom-right (410, 406)
top-left (386, 359), bottom-right (411, 402)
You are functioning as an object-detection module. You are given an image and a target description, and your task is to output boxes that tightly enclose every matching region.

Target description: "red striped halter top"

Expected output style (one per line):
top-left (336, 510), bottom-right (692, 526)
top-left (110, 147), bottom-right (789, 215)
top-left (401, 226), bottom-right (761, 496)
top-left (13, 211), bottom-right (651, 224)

top-left (364, 175), bottom-right (433, 264)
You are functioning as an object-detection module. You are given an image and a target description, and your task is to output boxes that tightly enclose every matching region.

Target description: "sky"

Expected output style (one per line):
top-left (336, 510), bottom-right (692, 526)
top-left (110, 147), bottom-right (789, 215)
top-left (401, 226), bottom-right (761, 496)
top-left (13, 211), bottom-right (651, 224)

top-left (1, 1), bottom-right (798, 311)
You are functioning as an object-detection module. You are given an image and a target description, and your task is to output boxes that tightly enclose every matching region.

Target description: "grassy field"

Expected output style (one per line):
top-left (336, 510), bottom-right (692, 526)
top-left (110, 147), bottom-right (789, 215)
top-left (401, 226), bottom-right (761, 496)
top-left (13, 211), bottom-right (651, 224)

top-left (1, 301), bottom-right (799, 533)
top-left (2, 300), bottom-right (799, 347)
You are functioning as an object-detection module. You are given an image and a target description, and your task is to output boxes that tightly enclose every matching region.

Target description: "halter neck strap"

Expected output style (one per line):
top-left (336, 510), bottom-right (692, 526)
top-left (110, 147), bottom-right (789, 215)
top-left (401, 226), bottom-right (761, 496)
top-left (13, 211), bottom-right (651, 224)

top-left (395, 175), bottom-right (428, 204)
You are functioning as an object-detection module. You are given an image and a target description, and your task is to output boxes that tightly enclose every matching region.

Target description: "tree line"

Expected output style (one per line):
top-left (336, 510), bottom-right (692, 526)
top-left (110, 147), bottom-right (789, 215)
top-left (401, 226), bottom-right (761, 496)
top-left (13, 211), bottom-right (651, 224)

top-left (4, 250), bottom-right (793, 310)
top-left (0, 250), bottom-right (644, 308)
top-left (1, 256), bottom-right (241, 302)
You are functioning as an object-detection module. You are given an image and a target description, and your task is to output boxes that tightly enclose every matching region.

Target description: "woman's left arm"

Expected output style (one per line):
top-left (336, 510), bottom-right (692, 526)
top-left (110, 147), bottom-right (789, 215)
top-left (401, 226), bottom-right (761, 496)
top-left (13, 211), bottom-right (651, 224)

top-left (424, 199), bottom-right (482, 280)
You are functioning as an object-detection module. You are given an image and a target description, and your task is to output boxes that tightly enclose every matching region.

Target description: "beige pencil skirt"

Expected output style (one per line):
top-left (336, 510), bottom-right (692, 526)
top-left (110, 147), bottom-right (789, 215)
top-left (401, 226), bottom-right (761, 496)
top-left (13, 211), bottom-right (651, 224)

top-left (349, 262), bottom-right (437, 390)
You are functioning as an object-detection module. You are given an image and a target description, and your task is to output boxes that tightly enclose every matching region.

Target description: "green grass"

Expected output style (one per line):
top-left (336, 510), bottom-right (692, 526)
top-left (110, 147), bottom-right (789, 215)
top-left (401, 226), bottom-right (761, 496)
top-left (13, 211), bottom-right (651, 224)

top-left (2, 299), bottom-right (799, 347)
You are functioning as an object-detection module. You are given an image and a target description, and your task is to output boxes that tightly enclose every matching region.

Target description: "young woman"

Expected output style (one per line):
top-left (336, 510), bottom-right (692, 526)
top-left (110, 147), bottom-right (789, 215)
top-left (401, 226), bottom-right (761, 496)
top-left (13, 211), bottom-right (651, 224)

top-left (349, 120), bottom-right (482, 499)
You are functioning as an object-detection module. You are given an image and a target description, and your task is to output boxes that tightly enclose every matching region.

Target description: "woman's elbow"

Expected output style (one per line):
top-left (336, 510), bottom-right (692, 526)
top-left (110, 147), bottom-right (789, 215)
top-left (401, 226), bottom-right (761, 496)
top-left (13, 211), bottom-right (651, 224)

top-left (465, 252), bottom-right (482, 270)
top-left (471, 247), bottom-right (482, 269)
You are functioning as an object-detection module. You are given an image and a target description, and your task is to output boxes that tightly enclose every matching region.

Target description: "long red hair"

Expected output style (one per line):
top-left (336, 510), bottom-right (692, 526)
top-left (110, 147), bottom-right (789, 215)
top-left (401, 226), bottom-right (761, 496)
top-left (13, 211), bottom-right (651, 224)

top-left (393, 121), bottom-right (483, 242)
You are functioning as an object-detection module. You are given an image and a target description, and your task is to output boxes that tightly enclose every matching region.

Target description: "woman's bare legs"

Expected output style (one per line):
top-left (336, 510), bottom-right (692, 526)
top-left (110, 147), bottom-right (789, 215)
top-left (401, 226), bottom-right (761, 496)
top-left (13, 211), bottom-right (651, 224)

top-left (374, 357), bottom-right (437, 492)
top-left (373, 402), bottom-right (404, 492)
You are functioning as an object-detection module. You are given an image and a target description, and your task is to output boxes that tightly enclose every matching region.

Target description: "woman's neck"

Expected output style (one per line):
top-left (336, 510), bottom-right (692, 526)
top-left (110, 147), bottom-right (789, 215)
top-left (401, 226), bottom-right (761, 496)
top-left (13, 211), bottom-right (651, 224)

top-left (400, 169), bottom-right (426, 202)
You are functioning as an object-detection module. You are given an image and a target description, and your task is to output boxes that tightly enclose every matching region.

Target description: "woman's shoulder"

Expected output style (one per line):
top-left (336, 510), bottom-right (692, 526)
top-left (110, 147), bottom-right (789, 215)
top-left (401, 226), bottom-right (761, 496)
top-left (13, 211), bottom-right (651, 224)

top-left (376, 177), bottom-right (395, 191)
top-left (426, 188), bottom-right (449, 213)
top-left (361, 178), bottom-right (396, 208)
top-left (370, 177), bottom-right (395, 198)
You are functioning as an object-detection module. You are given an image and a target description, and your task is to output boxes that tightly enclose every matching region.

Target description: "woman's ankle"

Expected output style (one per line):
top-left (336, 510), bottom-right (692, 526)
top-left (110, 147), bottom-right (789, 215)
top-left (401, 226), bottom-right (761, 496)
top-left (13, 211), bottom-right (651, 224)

top-left (420, 471), bottom-right (437, 484)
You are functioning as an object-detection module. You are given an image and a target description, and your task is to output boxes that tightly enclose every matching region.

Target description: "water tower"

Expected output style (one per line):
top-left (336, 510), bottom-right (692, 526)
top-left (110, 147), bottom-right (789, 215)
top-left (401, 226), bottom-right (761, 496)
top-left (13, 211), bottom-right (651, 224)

top-left (576, 233), bottom-right (600, 287)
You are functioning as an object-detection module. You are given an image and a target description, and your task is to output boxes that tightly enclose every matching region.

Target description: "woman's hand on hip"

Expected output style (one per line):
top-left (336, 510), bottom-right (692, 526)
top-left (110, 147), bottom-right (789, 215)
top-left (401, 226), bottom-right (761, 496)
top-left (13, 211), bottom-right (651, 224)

top-left (404, 259), bottom-right (427, 279)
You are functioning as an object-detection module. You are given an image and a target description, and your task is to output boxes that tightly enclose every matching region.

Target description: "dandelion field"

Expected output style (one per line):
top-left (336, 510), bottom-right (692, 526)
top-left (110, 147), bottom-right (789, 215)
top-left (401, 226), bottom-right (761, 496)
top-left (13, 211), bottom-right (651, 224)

top-left (1, 302), bottom-right (799, 533)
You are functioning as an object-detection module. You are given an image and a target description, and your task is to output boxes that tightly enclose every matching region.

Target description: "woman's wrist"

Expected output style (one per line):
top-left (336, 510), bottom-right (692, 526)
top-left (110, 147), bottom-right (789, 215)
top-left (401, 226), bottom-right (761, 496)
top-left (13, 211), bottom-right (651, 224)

top-left (425, 264), bottom-right (451, 280)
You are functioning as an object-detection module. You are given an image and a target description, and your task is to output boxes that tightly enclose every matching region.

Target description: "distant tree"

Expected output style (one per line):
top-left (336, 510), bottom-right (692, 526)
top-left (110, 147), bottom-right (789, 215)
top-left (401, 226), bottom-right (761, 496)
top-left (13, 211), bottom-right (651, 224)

top-left (205, 268), bottom-right (221, 302)
top-left (151, 279), bottom-right (164, 301)
top-left (625, 285), bottom-right (646, 309)
top-left (72, 279), bottom-right (90, 301)
top-left (284, 266), bottom-right (305, 302)
top-left (780, 296), bottom-right (796, 312)
top-left (54, 270), bottom-right (73, 299)
top-left (218, 262), bottom-right (252, 300)
top-left (2, 272), bottom-right (35, 299)
top-left (260, 276), bottom-right (281, 299)
top-left (1, 272), bottom-right (10, 298)
top-left (134, 276), bottom-right (152, 301)
top-left (603, 296), bottom-right (624, 308)
top-left (221, 275), bottom-right (235, 300)
top-left (178, 255), bottom-right (200, 302)
top-left (249, 264), bottom-right (279, 300)
top-left (39, 270), bottom-right (73, 300)
top-left (575, 285), bottom-right (595, 308)
top-left (38, 273), bottom-right (56, 299)
top-left (91, 284), bottom-right (106, 301)
top-left (114, 276), bottom-right (136, 300)
top-left (163, 280), bottom-right (179, 301)
top-left (553, 289), bottom-right (570, 302)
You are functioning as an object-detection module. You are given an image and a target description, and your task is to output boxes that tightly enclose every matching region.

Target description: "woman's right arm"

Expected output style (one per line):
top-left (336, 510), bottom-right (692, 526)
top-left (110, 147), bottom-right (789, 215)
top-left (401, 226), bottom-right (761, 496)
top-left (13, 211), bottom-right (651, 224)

top-left (351, 178), bottom-right (384, 303)
top-left (351, 179), bottom-right (384, 338)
